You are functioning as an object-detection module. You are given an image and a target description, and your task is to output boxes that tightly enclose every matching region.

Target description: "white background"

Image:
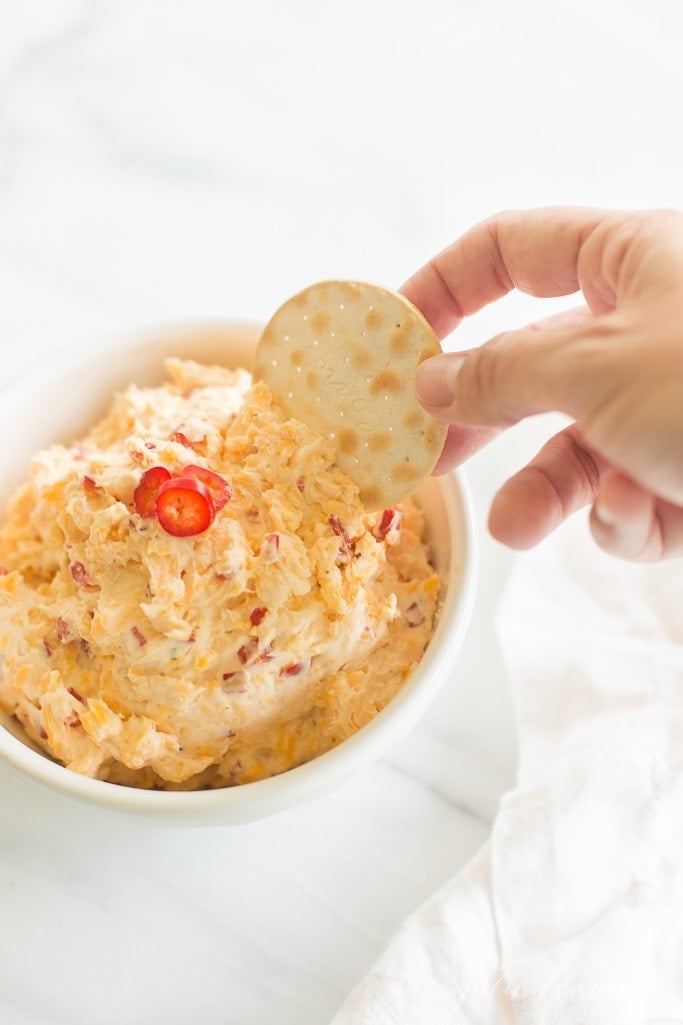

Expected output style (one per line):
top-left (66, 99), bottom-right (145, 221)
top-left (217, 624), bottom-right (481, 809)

top-left (0, 2), bottom-right (681, 1022)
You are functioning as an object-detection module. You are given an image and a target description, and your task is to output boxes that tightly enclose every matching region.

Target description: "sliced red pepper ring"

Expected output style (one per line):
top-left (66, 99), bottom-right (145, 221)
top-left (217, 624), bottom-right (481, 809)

top-left (156, 476), bottom-right (215, 537)
top-left (181, 464), bottom-right (232, 511)
top-left (134, 466), bottom-right (172, 518)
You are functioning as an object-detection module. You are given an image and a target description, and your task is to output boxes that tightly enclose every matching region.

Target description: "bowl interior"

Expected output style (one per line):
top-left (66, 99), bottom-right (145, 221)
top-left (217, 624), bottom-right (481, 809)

top-left (0, 321), bottom-right (475, 823)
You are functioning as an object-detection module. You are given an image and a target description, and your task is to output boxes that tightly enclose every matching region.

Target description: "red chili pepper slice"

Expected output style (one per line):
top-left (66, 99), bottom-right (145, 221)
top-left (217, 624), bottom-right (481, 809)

top-left (134, 466), bottom-right (172, 518)
top-left (156, 476), bottom-right (215, 536)
top-left (181, 464), bottom-right (232, 511)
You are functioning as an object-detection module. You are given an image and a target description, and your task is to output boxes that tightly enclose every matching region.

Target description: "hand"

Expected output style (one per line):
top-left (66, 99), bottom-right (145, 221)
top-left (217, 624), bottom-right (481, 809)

top-left (403, 207), bottom-right (683, 561)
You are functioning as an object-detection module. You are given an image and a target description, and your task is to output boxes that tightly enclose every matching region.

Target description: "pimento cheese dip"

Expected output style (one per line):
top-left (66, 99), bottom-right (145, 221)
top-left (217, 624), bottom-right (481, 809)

top-left (0, 359), bottom-right (440, 788)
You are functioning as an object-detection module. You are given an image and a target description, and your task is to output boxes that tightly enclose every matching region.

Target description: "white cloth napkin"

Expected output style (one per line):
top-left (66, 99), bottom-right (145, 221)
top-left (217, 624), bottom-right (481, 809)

top-left (331, 512), bottom-right (683, 1024)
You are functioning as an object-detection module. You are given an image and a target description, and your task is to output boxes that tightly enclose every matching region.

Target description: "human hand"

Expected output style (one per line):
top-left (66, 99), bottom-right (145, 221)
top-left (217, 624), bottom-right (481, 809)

top-left (403, 207), bottom-right (683, 561)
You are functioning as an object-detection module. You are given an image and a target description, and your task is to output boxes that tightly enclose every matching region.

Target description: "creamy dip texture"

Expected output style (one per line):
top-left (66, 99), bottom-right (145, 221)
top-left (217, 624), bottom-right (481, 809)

top-left (0, 359), bottom-right (441, 788)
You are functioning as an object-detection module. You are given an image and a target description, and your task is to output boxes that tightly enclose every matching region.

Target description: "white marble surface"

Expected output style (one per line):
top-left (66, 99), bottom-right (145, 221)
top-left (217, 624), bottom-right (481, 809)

top-left (0, 2), bottom-right (680, 1022)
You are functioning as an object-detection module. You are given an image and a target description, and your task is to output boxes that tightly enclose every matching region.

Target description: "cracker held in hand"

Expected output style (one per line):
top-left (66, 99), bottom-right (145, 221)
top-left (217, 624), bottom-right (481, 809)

top-left (253, 280), bottom-right (447, 510)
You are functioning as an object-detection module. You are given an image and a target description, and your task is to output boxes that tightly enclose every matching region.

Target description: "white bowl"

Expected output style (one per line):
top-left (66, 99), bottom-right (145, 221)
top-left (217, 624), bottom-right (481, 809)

top-left (0, 322), bottom-right (476, 825)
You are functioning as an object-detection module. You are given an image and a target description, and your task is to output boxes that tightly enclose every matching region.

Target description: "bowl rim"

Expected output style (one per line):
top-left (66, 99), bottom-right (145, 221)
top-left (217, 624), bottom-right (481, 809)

top-left (0, 321), bottom-right (477, 821)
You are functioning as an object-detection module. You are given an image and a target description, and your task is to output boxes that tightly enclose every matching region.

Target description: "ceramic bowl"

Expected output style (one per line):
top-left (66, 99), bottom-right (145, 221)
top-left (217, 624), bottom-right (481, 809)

top-left (0, 322), bottom-right (476, 825)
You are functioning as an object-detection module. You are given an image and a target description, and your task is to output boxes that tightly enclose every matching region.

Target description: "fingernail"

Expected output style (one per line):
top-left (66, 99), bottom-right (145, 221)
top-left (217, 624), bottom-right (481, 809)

top-left (416, 355), bottom-right (465, 407)
top-left (593, 495), bottom-right (616, 527)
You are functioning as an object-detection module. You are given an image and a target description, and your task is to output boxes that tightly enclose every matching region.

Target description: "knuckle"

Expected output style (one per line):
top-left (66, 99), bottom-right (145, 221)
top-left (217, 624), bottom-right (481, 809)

top-left (461, 335), bottom-right (517, 426)
top-left (546, 428), bottom-right (601, 502)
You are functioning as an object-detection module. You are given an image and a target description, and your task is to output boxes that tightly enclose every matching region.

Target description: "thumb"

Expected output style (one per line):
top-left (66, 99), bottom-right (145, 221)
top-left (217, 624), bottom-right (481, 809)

top-left (416, 307), bottom-right (618, 427)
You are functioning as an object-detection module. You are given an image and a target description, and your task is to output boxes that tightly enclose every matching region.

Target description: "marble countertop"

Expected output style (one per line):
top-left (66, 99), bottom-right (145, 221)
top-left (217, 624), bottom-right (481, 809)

top-left (0, 3), bottom-right (680, 1022)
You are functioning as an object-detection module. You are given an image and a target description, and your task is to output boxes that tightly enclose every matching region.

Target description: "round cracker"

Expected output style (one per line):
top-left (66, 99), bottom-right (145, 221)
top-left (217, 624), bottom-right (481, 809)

top-left (253, 280), bottom-right (447, 510)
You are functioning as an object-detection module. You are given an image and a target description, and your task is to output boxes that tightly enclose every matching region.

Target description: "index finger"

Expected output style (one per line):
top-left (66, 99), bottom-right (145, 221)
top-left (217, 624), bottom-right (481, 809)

top-left (401, 206), bottom-right (607, 339)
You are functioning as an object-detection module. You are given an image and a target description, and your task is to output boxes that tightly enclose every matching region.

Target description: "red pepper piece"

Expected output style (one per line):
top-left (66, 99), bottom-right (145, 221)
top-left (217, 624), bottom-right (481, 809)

top-left (170, 430), bottom-right (206, 454)
top-left (155, 476), bottom-right (215, 536)
top-left (237, 637), bottom-right (258, 664)
top-left (70, 562), bottom-right (98, 589)
top-left (254, 644), bottom-right (273, 663)
top-left (328, 514), bottom-right (353, 562)
top-left (250, 606), bottom-right (268, 627)
top-left (260, 533), bottom-right (280, 562)
top-left (181, 464), bottom-right (232, 511)
top-left (131, 626), bottom-right (147, 647)
top-left (405, 601), bottom-right (426, 628)
top-left (279, 658), bottom-right (311, 678)
top-left (134, 466), bottom-right (172, 518)
top-left (170, 430), bottom-right (193, 448)
top-left (375, 507), bottom-right (403, 541)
